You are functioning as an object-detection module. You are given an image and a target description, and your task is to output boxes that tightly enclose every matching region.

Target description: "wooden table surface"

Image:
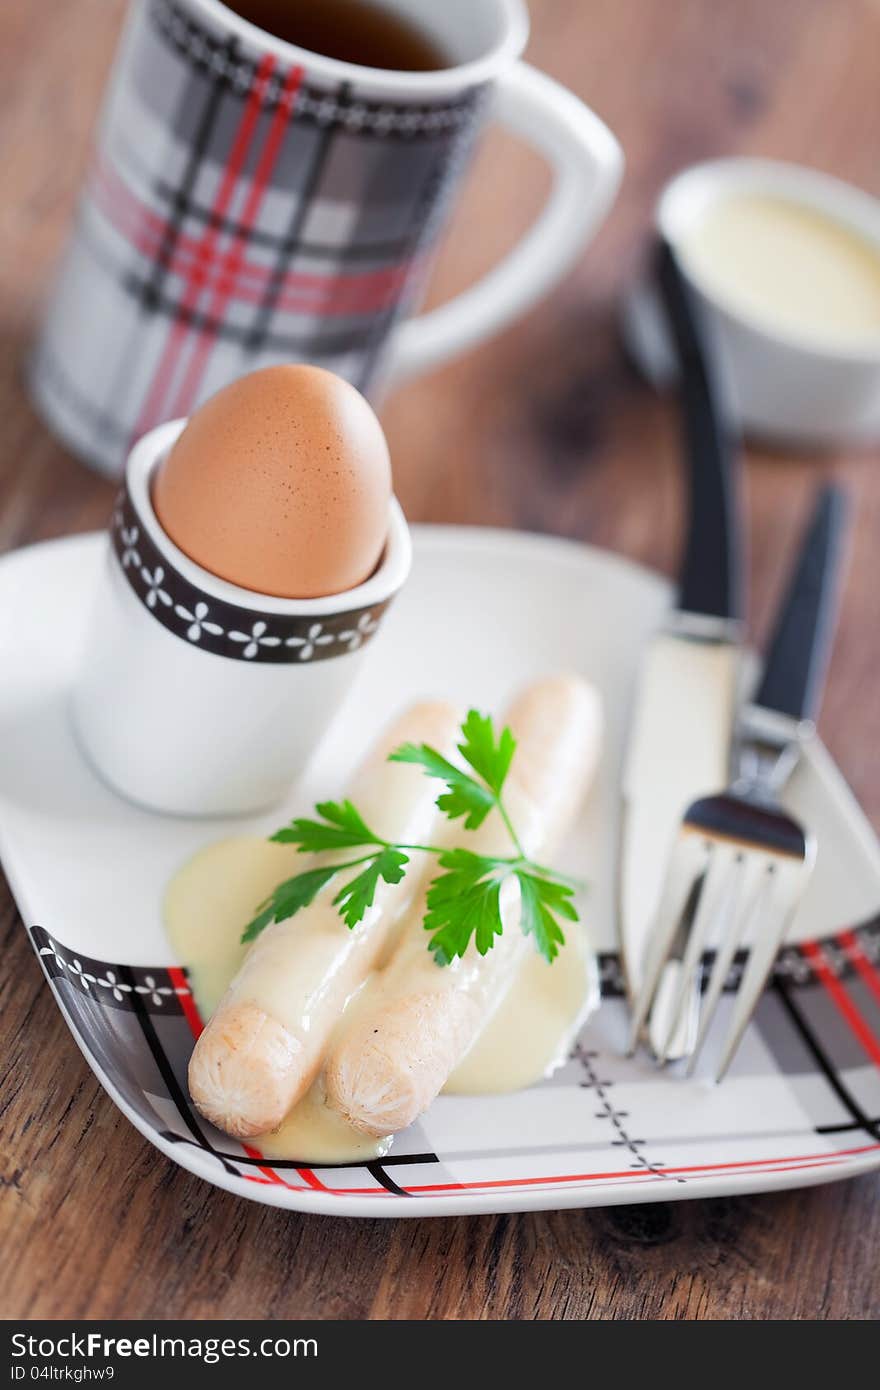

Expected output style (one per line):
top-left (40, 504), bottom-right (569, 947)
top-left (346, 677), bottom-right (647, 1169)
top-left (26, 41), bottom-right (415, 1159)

top-left (2, 0), bottom-right (879, 1321)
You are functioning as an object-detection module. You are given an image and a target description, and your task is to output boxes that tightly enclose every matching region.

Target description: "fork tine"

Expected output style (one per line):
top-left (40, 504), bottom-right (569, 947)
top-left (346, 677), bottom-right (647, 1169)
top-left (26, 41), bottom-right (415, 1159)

top-left (650, 955), bottom-right (700, 1063)
top-left (684, 856), bottom-right (761, 1076)
top-left (626, 837), bottom-right (707, 1055)
top-left (654, 847), bottom-right (733, 1063)
top-left (648, 872), bottom-right (703, 1064)
top-left (712, 860), bottom-right (809, 1081)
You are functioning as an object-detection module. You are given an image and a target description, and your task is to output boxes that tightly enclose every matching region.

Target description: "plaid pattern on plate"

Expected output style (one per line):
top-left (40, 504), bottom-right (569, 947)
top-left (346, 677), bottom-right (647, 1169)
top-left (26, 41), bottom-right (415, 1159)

top-left (31, 0), bottom-right (488, 474)
top-left (29, 918), bottom-right (880, 1207)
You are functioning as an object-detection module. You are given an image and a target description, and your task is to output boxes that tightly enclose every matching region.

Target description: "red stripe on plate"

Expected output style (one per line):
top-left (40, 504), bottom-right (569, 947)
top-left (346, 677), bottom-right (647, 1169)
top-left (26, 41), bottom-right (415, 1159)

top-left (237, 1155), bottom-right (858, 1199)
top-left (131, 52), bottom-right (276, 441)
top-left (240, 1142), bottom-right (313, 1191)
top-left (168, 964), bottom-right (204, 1038)
top-left (802, 940), bottom-right (880, 1068)
top-left (295, 1166), bottom-right (329, 1191)
top-left (837, 929), bottom-right (880, 1010)
top-left (169, 960), bottom-right (326, 1191)
top-left (403, 1142), bottom-right (880, 1194)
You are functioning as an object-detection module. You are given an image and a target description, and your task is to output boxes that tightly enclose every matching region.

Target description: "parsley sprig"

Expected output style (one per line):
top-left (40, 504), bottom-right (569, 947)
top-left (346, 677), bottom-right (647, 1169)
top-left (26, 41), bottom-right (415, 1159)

top-left (242, 711), bottom-right (581, 965)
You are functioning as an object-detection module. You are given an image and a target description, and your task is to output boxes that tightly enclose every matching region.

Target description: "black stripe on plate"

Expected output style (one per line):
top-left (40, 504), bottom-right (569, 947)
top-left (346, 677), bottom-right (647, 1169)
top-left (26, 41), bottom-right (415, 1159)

top-left (817, 1118), bottom-right (880, 1136)
top-left (773, 979), bottom-right (880, 1142)
top-left (121, 964), bottom-right (242, 1177)
top-left (366, 1161), bottom-right (411, 1197)
top-left (155, 1133), bottom-right (439, 1174)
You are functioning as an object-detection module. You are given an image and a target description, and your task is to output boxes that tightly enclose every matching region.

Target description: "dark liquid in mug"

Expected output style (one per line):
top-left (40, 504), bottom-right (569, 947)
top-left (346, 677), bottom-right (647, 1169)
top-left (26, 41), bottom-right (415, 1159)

top-left (223, 0), bottom-right (452, 71)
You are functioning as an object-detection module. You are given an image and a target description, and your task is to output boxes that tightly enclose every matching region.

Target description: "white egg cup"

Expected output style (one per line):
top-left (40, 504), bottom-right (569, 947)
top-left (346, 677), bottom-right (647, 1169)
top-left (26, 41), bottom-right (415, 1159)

top-left (71, 419), bottom-right (411, 816)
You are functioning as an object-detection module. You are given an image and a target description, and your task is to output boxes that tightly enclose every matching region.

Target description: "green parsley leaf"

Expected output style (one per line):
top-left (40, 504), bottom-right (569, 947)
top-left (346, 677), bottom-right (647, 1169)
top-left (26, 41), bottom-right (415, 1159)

top-left (270, 798), bottom-right (381, 853)
top-left (516, 870), bottom-right (578, 963)
top-left (423, 849), bottom-right (506, 964)
top-left (457, 709), bottom-right (516, 798)
top-left (249, 709), bottom-right (584, 966)
top-left (241, 863), bottom-right (340, 942)
top-left (389, 743), bottom-right (495, 830)
top-left (333, 847), bottom-right (409, 930)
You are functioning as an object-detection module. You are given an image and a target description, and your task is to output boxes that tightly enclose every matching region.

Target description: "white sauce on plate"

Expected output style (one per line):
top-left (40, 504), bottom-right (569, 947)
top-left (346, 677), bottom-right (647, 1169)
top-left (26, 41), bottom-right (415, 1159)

top-left (679, 193), bottom-right (880, 346)
top-left (165, 836), bottom-right (594, 1162)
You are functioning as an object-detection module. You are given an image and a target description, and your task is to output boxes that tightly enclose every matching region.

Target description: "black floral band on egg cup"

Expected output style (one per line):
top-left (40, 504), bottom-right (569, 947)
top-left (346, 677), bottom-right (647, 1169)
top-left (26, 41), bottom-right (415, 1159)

top-left (110, 481), bottom-right (391, 664)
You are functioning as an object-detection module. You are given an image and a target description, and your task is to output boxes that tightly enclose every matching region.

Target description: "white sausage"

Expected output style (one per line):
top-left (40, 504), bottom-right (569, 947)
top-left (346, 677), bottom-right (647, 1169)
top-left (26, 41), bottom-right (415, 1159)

top-left (324, 675), bottom-right (603, 1137)
top-left (188, 701), bottom-right (462, 1137)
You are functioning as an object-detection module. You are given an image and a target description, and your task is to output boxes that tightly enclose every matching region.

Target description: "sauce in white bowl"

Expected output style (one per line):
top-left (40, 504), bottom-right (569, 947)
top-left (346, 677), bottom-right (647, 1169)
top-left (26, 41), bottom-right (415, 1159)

top-left (626, 158), bottom-right (880, 449)
top-left (679, 192), bottom-right (880, 350)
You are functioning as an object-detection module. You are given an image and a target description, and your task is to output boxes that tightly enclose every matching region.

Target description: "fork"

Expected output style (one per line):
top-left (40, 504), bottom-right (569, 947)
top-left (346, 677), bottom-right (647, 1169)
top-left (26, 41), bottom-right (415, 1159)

top-left (627, 482), bottom-right (848, 1080)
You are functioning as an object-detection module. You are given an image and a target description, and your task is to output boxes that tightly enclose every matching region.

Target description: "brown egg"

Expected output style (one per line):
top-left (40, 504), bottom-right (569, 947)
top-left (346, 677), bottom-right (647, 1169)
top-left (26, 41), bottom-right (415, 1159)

top-left (152, 365), bottom-right (392, 599)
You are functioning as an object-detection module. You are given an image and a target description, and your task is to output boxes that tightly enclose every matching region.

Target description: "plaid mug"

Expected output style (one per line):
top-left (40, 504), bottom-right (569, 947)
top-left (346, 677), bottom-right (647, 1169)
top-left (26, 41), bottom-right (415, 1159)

top-left (30, 0), bottom-right (622, 475)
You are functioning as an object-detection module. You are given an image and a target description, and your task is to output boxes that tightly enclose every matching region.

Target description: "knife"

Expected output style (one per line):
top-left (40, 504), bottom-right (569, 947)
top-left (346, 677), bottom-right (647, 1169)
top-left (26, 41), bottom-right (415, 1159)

top-left (619, 240), bottom-right (744, 1059)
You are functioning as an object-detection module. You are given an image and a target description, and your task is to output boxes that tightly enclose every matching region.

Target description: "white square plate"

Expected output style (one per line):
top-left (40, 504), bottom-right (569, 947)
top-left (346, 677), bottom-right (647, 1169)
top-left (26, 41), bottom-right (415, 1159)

top-left (2, 527), bottom-right (879, 1216)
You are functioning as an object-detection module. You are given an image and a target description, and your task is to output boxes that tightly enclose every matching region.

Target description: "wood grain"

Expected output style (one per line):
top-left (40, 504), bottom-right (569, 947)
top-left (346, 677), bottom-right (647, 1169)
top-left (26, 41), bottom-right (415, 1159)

top-left (1, 0), bottom-right (879, 1321)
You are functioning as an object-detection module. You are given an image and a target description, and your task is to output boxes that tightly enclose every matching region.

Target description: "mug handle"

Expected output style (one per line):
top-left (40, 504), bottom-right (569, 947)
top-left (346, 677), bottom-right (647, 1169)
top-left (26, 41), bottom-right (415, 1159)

top-left (384, 62), bottom-right (623, 384)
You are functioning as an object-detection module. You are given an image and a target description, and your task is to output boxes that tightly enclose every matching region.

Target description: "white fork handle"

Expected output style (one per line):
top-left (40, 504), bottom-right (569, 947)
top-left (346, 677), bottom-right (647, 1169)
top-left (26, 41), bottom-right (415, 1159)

top-left (384, 63), bottom-right (623, 384)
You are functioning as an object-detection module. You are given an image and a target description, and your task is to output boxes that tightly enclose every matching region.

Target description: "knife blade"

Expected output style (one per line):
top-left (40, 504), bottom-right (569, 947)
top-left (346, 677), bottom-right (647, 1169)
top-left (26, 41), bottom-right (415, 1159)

top-left (619, 240), bottom-right (743, 1058)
